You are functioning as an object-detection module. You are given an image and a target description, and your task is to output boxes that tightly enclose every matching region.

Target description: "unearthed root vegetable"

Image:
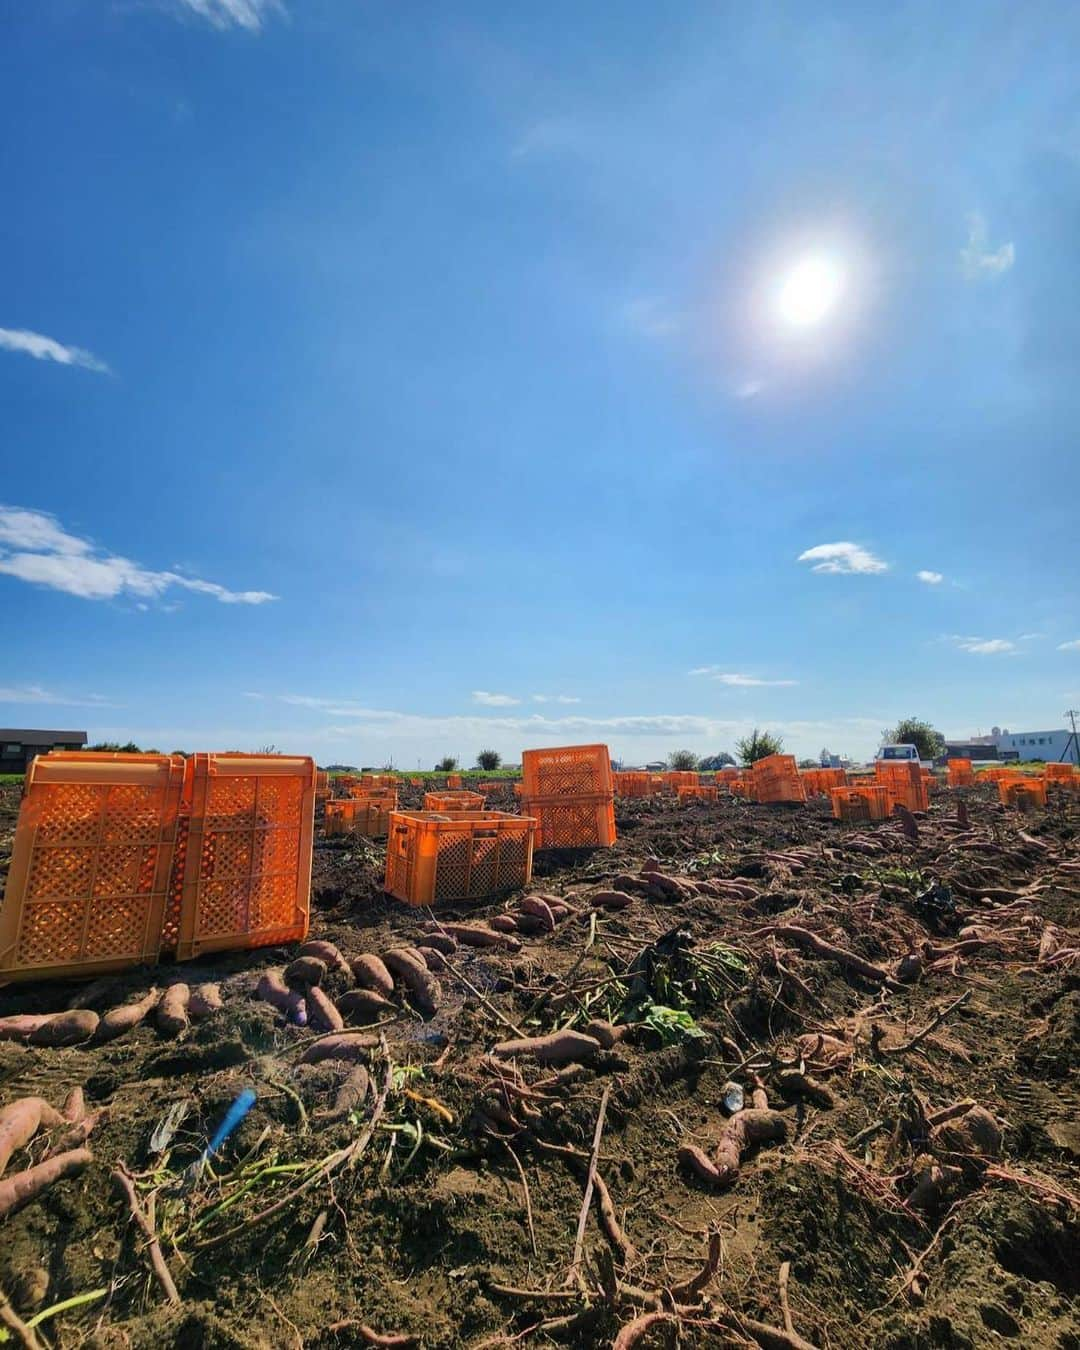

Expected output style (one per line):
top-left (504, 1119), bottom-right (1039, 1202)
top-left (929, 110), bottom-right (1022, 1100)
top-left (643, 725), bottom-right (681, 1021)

top-left (907, 1154), bottom-right (946, 1210)
top-left (678, 1143), bottom-right (721, 1185)
top-left (257, 971), bottom-right (307, 1025)
top-left (590, 889), bottom-right (634, 911)
top-left (46, 1111), bottom-right (102, 1160)
top-left (518, 895), bottom-right (557, 931)
top-left (337, 989), bottom-right (395, 1023)
top-left (95, 987), bottom-right (161, 1043)
top-left (418, 933), bottom-right (457, 956)
top-left (491, 1031), bottom-right (600, 1067)
top-left (285, 956), bottom-right (327, 988)
top-left (613, 1312), bottom-right (676, 1350)
top-left (299, 939), bottom-right (352, 976)
top-left (487, 915), bottom-right (520, 934)
top-left (307, 986), bottom-right (345, 1033)
top-left (0, 1148), bottom-right (91, 1219)
top-left (935, 1105), bottom-right (1002, 1159)
top-left (28, 1010), bottom-right (100, 1048)
top-left (0, 1014), bottom-right (57, 1042)
top-left (156, 985), bottom-right (190, 1039)
top-left (349, 955), bottom-right (395, 999)
top-left (768, 925), bottom-right (899, 988)
top-left (427, 922), bottom-right (521, 952)
top-left (383, 949), bottom-right (440, 1016)
top-left (777, 1070), bottom-right (835, 1109)
top-left (61, 1088), bottom-right (85, 1124)
top-left (795, 1033), bottom-right (851, 1068)
top-left (712, 1108), bottom-right (788, 1185)
top-left (513, 914), bottom-right (549, 936)
top-left (315, 1064), bottom-right (370, 1123)
top-left (188, 984), bottom-right (224, 1019)
top-left (0, 1098), bottom-right (66, 1176)
top-left (416, 945), bottom-right (449, 973)
top-left (298, 1032), bottom-right (377, 1065)
top-left (582, 1019), bottom-right (624, 1049)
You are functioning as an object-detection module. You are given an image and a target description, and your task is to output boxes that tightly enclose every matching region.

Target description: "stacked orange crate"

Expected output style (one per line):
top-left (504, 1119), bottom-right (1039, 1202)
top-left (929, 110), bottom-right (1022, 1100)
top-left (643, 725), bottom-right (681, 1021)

top-left (424, 790), bottom-right (484, 812)
top-left (613, 771), bottom-right (650, 798)
top-left (730, 777), bottom-right (757, 801)
top-left (831, 785), bottom-right (891, 822)
top-left (875, 761), bottom-right (929, 812)
top-left (947, 759), bottom-right (975, 787)
top-left (520, 744), bottom-right (616, 850)
top-left (326, 789), bottom-right (398, 838)
top-left (384, 810), bottom-right (534, 905)
top-left (999, 778), bottom-right (1047, 808)
top-left (663, 771), bottom-right (698, 794)
top-left (676, 785), bottom-right (718, 802)
top-left (752, 754), bottom-right (807, 805)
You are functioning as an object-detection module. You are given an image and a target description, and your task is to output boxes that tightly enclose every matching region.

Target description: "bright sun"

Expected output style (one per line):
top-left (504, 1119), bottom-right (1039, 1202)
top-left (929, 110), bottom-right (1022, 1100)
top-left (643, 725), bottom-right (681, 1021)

top-left (776, 256), bottom-right (844, 328)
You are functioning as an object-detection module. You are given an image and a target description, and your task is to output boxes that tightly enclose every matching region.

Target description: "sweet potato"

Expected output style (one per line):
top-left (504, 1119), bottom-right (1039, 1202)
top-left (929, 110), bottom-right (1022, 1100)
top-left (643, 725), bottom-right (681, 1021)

top-left (45, 1111), bottom-right (102, 1160)
top-left (487, 915), bottom-right (520, 934)
top-left (383, 949), bottom-right (440, 1016)
top-left (518, 895), bottom-right (556, 931)
top-left (428, 922), bottom-right (521, 952)
top-left (0, 1148), bottom-right (91, 1219)
top-left (417, 933), bottom-right (457, 956)
top-left (188, 984), bottom-right (224, 1018)
top-left (257, 970), bottom-right (307, 1024)
top-left (307, 985), bottom-right (345, 1033)
top-left (298, 1032), bottom-right (377, 1065)
top-left (712, 1109), bottom-right (788, 1185)
top-left (678, 1143), bottom-right (721, 1185)
top-left (513, 914), bottom-right (549, 936)
top-left (285, 956), bottom-right (326, 988)
top-left (28, 1010), bottom-right (100, 1047)
top-left (315, 1065), bottom-right (370, 1123)
top-left (95, 987), bottom-right (160, 1042)
top-left (156, 985), bottom-right (190, 1038)
top-left (349, 955), bottom-right (394, 999)
top-left (61, 1087), bottom-right (85, 1124)
top-left (0, 1014), bottom-right (57, 1042)
top-left (299, 939), bottom-right (352, 976)
top-left (0, 1098), bottom-right (66, 1176)
top-left (337, 989), bottom-right (395, 1023)
top-left (416, 945), bottom-right (449, 973)
top-left (590, 889), bottom-right (634, 911)
top-left (491, 1030), bottom-right (600, 1067)
top-left (582, 1019), bottom-right (624, 1049)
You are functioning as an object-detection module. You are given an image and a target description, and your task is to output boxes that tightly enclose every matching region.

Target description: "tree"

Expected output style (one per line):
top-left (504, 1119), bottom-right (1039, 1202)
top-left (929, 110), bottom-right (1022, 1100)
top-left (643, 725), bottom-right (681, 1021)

top-left (89, 741), bottom-right (141, 753)
top-left (667, 749), bottom-right (699, 771)
top-left (735, 728), bottom-right (784, 765)
top-left (798, 758), bottom-right (818, 769)
top-left (699, 751), bottom-right (736, 770)
top-left (882, 718), bottom-right (945, 761)
top-left (435, 756), bottom-right (458, 772)
top-left (476, 749), bottom-right (501, 771)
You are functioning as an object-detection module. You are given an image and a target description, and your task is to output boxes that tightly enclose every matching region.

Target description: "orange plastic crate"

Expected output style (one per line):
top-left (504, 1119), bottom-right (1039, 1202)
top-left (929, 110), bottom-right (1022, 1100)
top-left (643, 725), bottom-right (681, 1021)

top-left (874, 762), bottom-right (929, 812)
top-left (513, 782), bottom-right (523, 797)
top-left (325, 793), bottom-right (399, 839)
top-left (730, 777), bottom-right (756, 801)
top-left (1045, 763), bottom-right (1077, 782)
top-left (476, 781), bottom-right (501, 794)
top-left (360, 774), bottom-right (397, 789)
top-left (447, 774), bottom-right (463, 789)
top-left (519, 794), bottom-right (616, 850)
top-left (999, 778), bottom-right (1047, 808)
top-left (424, 790), bottom-right (484, 812)
top-left (831, 785), bottom-right (891, 822)
top-left (947, 759), bottom-right (975, 787)
top-left (662, 771), bottom-right (698, 794)
top-left (521, 744), bottom-right (612, 799)
top-left (384, 810), bottom-right (534, 906)
top-left (168, 754), bottom-right (316, 960)
top-left (347, 784), bottom-right (397, 803)
top-left (409, 777), bottom-right (423, 787)
top-left (315, 770), bottom-right (330, 801)
top-left (676, 785), bottom-right (718, 802)
top-left (613, 771), bottom-right (651, 798)
top-left (0, 752), bottom-right (187, 982)
top-left (752, 755), bottom-right (807, 805)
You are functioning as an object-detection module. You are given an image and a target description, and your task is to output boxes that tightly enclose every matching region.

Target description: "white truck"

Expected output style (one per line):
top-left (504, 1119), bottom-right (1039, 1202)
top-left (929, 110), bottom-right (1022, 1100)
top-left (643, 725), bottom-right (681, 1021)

top-left (875, 743), bottom-right (922, 767)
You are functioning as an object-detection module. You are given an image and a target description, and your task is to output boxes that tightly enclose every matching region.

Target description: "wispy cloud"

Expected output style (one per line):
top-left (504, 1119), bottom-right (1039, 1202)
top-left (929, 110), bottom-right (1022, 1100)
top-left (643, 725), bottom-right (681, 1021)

top-left (170, 0), bottom-right (284, 30)
top-left (1059, 639), bottom-right (1080, 652)
top-left (797, 541), bottom-right (888, 575)
top-left (0, 684), bottom-right (119, 707)
top-left (0, 327), bottom-right (109, 374)
top-left (510, 118), bottom-right (584, 162)
top-left (472, 691), bottom-right (521, 707)
top-left (619, 298), bottom-right (680, 340)
top-left (689, 668), bottom-right (797, 687)
top-left (0, 505), bottom-right (276, 606)
top-left (916, 570), bottom-right (944, 585)
top-left (532, 694), bottom-right (581, 704)
top-left (734, 379), bottom-right (764, 400)
top-left (950, 635), bottom-right (1019, 655)
top-left (961, 213), bottom-right (1015, 279)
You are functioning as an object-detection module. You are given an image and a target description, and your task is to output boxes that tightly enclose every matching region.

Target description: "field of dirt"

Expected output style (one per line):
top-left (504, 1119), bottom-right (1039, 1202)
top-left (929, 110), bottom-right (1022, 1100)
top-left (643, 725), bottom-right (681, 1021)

top-left (1, 779), bottom-right (1078, 1349)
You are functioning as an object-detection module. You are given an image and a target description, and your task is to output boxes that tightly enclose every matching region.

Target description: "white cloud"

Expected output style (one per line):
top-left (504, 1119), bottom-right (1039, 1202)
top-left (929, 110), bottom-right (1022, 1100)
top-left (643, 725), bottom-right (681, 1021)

top-left (951, 635), bottom-right (1018, 655)
top-left (916, 570), bottom-right (944, 585)
top-left (734, 379), bottom-right (764, 400)
top-left (1058, 639), bottom-right (1080, 651)
top-left (797, 541), bottom-right (888, 575)
top-left (961, 213), bottom-right (1015, 279)
top-left (689, 667), bottom-right (797, 687)
top-left (0, 684), bottom-right (118, 707)
top-left (171, 0), bottom-right (284, 30)
top-left (471, 691), bottom-right (521, 707)
top-left (510, 118), bottom-right (584, 162)
top-left (0, 327), bottom-right (109, 374)
top-left (619, 298), bottom-right (680, 340)
top-left (0, 505), bottom-right (276, 606)
top-left (532, 694), bottom-right (581, 704)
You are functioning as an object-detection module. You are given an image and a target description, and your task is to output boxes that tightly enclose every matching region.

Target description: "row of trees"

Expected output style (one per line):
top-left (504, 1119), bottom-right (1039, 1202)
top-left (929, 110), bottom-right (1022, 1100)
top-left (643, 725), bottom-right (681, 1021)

top-left (435, 750), bottom-right (502, 772)
top-left (667, 718), bottom-right (945, 770)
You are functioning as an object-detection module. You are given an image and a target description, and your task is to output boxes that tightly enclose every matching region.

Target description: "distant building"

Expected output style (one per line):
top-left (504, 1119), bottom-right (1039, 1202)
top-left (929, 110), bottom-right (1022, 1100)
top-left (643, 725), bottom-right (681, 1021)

top-left (943, 740), bottom-right (999, 762)
top-left (1, 729), bottom-right (88, 775)
top-left (994, 727), bottom-right (1078, 764)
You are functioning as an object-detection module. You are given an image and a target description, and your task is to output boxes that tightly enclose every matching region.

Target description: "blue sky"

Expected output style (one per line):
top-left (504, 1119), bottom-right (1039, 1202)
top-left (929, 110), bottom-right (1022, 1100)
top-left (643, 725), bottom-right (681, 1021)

top-left (2, 0), bottom-right (1078, 767)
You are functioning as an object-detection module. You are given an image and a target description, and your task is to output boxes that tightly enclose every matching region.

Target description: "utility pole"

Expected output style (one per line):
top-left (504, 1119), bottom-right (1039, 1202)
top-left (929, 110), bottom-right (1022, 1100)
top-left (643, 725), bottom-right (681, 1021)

top-left (1064, 709), bottom-right (1080, 766)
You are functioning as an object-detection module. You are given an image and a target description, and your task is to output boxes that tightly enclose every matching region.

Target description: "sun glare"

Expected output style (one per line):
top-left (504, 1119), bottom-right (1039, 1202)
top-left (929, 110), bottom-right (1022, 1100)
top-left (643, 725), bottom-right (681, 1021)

top-left (776, 256), bottom-right (844, 328)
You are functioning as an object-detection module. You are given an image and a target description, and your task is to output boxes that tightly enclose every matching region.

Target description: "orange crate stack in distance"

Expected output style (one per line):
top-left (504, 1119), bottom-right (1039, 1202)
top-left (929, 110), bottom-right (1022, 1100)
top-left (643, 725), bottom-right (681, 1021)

top-left (947, 759), bottom-right (975, 787)
top-left (999, 778), bottom-right (1047, 808)
top-left (325, 791), bottom-right (398, 838)
top-left (613, 771), bottom-right (650, 798)
top-left (315, 770), bottom-right (330, 802)
top-left (1045, 762), bottom-right (1076, 781)
top-left (662, 771), bottom-right (698, 794)
top-left (520, 743), bottom-right (616, 850)
top-left (831, 785), bottom-right (891, 822)
top-left (446, 773), bottom-right (463, 789)
top-left (384, 810), bottom-right (534, 906)
top-left (0, 752), bottom-right (187, 982)
top-left (874, 761), bottom-right (929, 812)
top-left (424, 790), bottom-right (485, 812)
top-left (676, 785), bottom-right (718, 802)
top-left (476, 781), bottom-right (501, 794)
top-left (168, 753), bottom-right (316, 960)
top-left (752, 754), bottom-right (806, 805)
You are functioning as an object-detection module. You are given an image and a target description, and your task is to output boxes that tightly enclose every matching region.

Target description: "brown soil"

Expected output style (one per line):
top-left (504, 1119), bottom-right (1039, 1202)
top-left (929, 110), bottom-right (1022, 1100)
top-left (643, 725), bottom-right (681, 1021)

top-left (1, 780), bottom-right (1078, 1349)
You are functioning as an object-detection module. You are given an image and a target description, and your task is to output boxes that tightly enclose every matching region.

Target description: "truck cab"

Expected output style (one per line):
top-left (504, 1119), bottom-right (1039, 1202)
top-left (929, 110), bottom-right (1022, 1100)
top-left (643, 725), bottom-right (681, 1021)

top-left (876, 743), bottom-right (921, 766)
